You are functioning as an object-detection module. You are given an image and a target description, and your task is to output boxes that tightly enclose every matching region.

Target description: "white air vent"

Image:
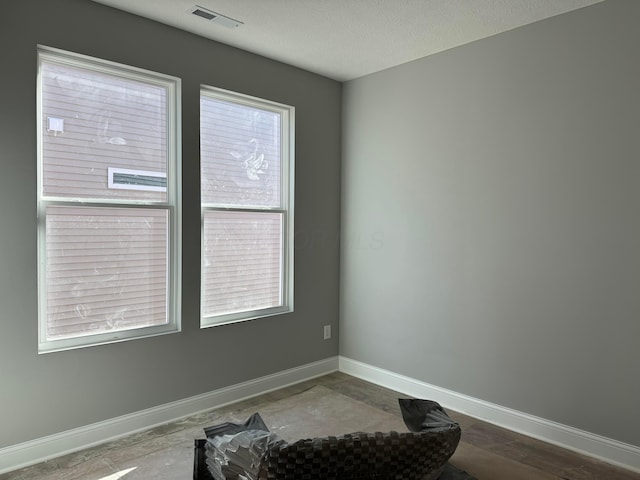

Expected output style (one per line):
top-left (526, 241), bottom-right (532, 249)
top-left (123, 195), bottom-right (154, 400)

top-left (190, 5), bottom-right (243, 28)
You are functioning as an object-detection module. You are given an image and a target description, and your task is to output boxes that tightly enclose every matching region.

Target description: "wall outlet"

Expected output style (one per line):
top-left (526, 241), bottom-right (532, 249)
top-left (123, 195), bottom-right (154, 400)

top-left (323, 325), bottom-right (331, 340)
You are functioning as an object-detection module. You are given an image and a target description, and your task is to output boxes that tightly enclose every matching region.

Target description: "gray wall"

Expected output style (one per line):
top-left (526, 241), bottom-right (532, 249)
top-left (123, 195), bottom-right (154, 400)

top-left (341, 0), bottom-right (640, 447)
top-left (0, 0), bottom-right (341, 448)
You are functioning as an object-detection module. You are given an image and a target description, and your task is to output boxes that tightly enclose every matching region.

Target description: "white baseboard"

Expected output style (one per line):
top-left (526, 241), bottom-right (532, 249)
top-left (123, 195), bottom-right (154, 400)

top-left (0, 356), bottom-right (339, 474)
top-left (5, 355), bottom-right (638, 475)
top-left (339, 356), bottom-right (640, 473)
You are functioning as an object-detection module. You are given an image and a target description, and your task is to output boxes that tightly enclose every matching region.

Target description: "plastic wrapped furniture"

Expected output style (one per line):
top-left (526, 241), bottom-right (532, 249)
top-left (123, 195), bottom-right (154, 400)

top-left (194, 398), bottom-right (461, 480)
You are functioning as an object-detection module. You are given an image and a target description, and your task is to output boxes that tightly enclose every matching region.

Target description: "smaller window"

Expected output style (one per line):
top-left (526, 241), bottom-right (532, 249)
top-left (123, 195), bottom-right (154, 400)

top-left (200, 86), bottom-right (295, 327)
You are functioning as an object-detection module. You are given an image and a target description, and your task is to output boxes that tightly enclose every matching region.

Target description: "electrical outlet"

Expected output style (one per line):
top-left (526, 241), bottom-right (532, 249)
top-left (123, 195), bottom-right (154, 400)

top-left (323, 325), bottom-right (331, 340)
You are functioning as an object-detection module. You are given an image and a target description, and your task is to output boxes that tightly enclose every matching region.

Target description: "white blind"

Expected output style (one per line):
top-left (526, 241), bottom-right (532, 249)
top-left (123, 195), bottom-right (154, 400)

top-left (41, 61), bottom-right (167, 202)
top-left (202, 211), bottom-right (283, 317)
top-left (45, 206), bottom-right (168, 340)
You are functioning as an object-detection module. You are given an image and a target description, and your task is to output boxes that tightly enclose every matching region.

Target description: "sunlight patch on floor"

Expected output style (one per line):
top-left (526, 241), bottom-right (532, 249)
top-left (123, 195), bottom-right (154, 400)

top-left (98, 467), bottom-right (137, 479)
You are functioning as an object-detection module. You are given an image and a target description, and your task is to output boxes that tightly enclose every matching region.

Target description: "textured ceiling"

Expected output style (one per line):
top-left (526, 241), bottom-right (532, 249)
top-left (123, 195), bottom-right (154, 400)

top-left (90, 0), bottom-right (604, 81)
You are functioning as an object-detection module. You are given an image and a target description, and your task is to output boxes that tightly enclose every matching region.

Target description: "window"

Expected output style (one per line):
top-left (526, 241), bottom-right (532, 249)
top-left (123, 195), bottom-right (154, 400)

top-left (200, 86), bottom-right (294, 326)
top-left (37, 46), bottom-right (181, 353)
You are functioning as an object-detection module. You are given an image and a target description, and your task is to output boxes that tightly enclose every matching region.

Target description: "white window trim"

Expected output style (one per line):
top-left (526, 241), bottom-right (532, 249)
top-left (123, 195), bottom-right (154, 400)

top-left (200, 85), bottom-right (295, 327)
top-left (37, 45), bottom-right (182, 353)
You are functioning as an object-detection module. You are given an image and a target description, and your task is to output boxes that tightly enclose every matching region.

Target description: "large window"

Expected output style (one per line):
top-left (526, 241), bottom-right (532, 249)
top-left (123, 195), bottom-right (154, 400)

top-left (200, 86), bottom-right (294, 326)
top-left (37, 46), bottom-right (181, 353)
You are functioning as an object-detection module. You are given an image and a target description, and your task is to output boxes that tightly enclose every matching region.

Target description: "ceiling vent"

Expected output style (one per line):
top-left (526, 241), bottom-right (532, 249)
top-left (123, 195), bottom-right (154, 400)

top-left (190, 5), bottom-right (243, 28)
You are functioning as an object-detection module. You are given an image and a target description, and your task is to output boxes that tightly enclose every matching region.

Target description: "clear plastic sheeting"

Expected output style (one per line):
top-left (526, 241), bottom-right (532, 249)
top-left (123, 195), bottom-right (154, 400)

top-left (398, 398), bottom-right (459, 433)
top-left (201, 210), bottom-right (283, 318)
top-left (201, 413), bottom-right (285, 480)
top-left (205, 430), bottom-right (285, 480)
top-left (200, 96), bottom-right (281, 208)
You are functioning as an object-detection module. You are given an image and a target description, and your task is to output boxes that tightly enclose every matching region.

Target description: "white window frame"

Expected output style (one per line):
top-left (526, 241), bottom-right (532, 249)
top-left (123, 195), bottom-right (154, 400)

top-left (200, 86), bottom-right (294, 327)
top-left (37, 45), bottom-right (182, 353)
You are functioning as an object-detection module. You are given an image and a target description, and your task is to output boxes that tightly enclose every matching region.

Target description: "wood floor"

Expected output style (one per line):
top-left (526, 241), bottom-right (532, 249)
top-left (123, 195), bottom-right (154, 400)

top-left (319, 373), bottom-right (640, 480)
top-left (2, 372), bottom-right (639, 480)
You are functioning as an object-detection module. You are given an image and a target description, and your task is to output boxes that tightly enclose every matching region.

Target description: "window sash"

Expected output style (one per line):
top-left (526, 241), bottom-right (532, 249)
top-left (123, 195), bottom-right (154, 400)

top-left (200, 86), bottom-right (294, 327)
top-left (37, 45), bottom-right (181, 353)
top-left (39, 52), bottom-right (170, 204)
top-left (201, 209), bottom-right (284, 320)
top-left (200, 95), bottom-right (282, 208)
top-left (44, 205), bottom-right (169, 340)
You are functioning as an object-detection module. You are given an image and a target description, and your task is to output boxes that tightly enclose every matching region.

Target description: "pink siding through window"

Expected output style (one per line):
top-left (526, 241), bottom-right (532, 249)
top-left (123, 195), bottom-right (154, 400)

top-left (202, 210), bottom-right (282, 317)
top-left (41, 62), bottom-right (167, 202)
top-left (45, 206), bottom-right (168, 340)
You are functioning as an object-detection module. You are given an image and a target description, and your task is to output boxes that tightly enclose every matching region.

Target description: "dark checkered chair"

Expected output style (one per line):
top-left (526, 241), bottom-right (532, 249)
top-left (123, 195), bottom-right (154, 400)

top-left (194, 399), bottom-right (461, 480)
